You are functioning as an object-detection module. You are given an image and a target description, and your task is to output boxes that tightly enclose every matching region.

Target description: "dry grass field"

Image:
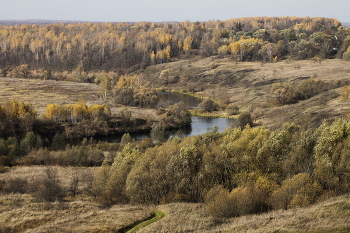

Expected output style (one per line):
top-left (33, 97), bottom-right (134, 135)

top-left (1, 58), bottom-right (350, 129)
top-left (1, 166), bottom-right (350, 232)
top-left (1, 191), bottom-right (349, 232)
top-left (0, 166), bottom-right (98, 188)
top-left (0, 77), bottom-right (160, 121)
top-left (0, 78), bottom-right (101, 115)
top-left (0, 166), bottom-right (153, 232)
top-left (138, 58), bottom-right (350, 129)
top-left (0, 194), bottom-right (153, 233)
top-left (143, 195), bottom-right (350, 233)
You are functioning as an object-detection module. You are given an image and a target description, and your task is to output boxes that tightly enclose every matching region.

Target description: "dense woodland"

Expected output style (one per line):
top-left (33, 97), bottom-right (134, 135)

top-left (1, 17), bottom-right (350, 223)
top-left (1, 16), bottom-right (350, 77)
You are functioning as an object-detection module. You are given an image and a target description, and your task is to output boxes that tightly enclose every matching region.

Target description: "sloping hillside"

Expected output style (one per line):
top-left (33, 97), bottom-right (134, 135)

top-left (140, 194), bottom-right (350, 232)
top-left (134, 58), bottom-right (350, 129)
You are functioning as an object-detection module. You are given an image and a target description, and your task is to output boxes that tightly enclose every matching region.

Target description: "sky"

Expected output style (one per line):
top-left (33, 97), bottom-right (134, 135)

top-left (1, 0), bottom-right (350, 23)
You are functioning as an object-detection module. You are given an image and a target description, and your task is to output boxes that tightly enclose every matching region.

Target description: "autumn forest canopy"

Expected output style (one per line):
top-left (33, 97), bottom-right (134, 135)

top-left (1, 16), bottom-right (350, 76)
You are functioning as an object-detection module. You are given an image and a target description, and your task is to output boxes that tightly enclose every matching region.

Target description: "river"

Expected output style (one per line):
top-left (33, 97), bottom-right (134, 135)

top-left (97, 92), bottom-right (235, 143)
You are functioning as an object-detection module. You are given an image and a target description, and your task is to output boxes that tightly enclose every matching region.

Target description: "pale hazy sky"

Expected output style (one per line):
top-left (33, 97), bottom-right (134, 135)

top-left (1, 0), bottom-right (349, 23)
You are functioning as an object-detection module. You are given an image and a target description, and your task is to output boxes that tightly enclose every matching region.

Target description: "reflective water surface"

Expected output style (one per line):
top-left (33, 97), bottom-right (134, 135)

top-left (97, 92), bottom-right (235, 142)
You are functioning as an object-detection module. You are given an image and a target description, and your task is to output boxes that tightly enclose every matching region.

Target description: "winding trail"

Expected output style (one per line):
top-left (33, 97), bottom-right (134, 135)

top-left (120, 210), bottom-right (165, 233)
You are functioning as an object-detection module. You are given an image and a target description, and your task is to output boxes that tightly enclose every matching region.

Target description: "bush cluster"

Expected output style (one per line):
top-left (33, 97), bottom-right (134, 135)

top-left (114, 88), bottom-right (159, 108)
top-left (87, 119), bottom-right (350, 220)
top-left (2, 118), bottom-right (350, 221)
top-left (18, 146), bottom-right (105, 167)
top-left (45, 100), bottom-right (111, 123)
top-left (159, 101), bottom-right (191, 128)
top-left (198, 98), bottom-right (219, 112)
top-left (270, 78), bottom-right (346, 105)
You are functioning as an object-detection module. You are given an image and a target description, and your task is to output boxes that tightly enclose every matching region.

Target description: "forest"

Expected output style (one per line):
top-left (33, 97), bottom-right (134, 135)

top-left (1, 16), bottom-right (350, 232)
top-left (0, 16), bottom-right (350, 77)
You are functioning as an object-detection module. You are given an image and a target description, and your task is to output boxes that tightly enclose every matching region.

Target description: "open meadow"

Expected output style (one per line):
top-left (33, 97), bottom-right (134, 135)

top-left (1, 166), bottom-right (350, 232)
top-left (0, 77), bottom-right (159, 120)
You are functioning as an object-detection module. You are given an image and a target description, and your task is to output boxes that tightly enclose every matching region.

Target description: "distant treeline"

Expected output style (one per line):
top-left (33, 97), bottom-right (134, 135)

top-left (1, 17), bottom-right (350, 75)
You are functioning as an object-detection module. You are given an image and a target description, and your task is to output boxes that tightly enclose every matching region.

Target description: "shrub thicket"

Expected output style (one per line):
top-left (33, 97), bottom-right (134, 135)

top-left (226, 103), bottom-right (240, 115)
top-left (31, 166), bottom-right (65, 202)
top-left (237, 111), bottom-right (253, 128)
top-left (160, 101), bottom-right (191, 128)
top-left (2, 178), bottom-right (28, 194)
top-left (114, 88), bottom-right (159, 108)
top-left (198, 98), bottom-right (219, 112)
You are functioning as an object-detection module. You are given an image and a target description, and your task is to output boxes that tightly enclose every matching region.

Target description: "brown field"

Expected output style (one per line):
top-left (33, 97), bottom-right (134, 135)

top-left (137, 58), bottom-right (350, 129)
top-left (0, 166), bottom-right (98, 188)
top-left (143, 195), bottom-right (350, 233)
top-left (0, 77), bottom-right (160, 121)
top-left (1, 59), bottom-right (350, 129)
top-left (0, 193), bottom-right (153, 233)
top-left (0, 166), bottom-right (154, 232)
top-left (1, 166), bottom-right (350, 232)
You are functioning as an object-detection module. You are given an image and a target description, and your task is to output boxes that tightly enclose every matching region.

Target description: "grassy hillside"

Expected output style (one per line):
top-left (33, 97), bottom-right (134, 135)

top-left (142, 195), bottom-right (350, 233)
top-left (2, 58), bottom-right (350, 130)
top-left (134, 58), bottom-right (350, 129)
top-left (1, 166), bottom-right (349, 232)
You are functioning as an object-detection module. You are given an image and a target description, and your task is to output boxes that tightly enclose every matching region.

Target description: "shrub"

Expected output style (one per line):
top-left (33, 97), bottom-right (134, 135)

top-left (0, 155), bottom-right (10, 166)
top-left (270, 82), bottom-right (298, 105)
top-left (7, 64), bottom-right (31, 79)
top-left (343, 46), bottom-right (350, 61)
top-left (269, 173), bottom-right (322, 210)
top-left (3, 178), bottom-right (28, 194)
top-left (226, 103), bottom-right (240, 115)
top-left (18, 148), bottom-right (52, 166)
top-left (114, 88), bottom-right (134, 106)
top-left (80, 169), bottom-right (95, 195)
top-left (202, 125), bottom-right (220, 145)
top-left (31, 166), bottom-right (65, 202)
top-left (205, 186), bottom-right (233, 219)
top-left (198, 98), bottom-right (219, 112)
top-left (150, 123), bottom-right (168, 142)
top-left (205, 181), bottom-right (271, 219)
top-left (69, 170), bottom-right (80, 197)
top-left (51, 132), bottom-right (66, 151)
top-left (117, 107), bottom-right (132, 124)
top-left (340, 86), bottom-right (350, 102)
top-left (229, 186), bottom-right (262, 216)
top-left (161, 102), bottom-right (191, 127)
top-left (237, 111), bottom-right (253, 128)
top-left (120, 133), bottom-right (134, 150)
top-left (133, 88), bottom-right (159, 108)
top-left (296, 78), bottom-right (327, 100)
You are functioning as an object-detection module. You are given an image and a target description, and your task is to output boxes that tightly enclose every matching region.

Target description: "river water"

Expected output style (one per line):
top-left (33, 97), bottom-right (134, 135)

top-left (98, 92), bottom-right (235, 142)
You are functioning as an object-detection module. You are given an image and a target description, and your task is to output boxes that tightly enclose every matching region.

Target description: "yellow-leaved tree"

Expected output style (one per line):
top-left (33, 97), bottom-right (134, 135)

top-left (183, 36), bottom-right (193, 52)
top-left (95, 73), bottom-right (112, 101)
top-left (229, 38), bottom-right (263, 61)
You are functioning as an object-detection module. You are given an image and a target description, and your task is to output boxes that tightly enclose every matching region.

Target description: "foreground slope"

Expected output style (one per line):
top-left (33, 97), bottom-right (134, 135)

top-left (1, 193), bottom-right (349, 232)
top-left (142, 195), bottom-right (350, 233)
